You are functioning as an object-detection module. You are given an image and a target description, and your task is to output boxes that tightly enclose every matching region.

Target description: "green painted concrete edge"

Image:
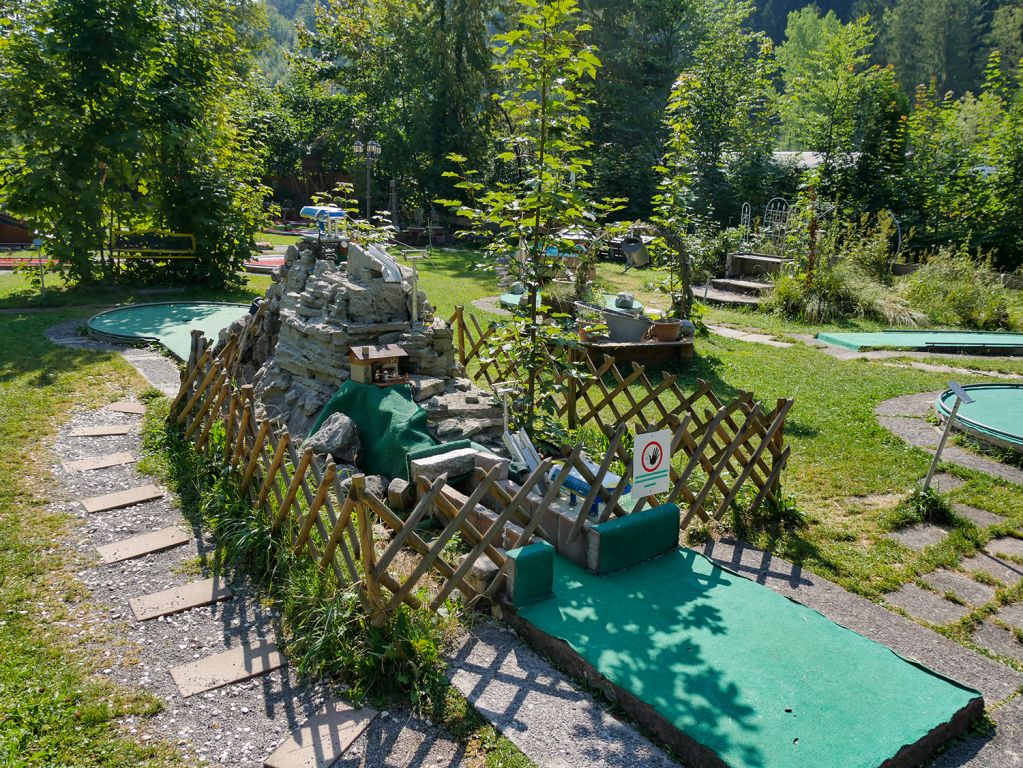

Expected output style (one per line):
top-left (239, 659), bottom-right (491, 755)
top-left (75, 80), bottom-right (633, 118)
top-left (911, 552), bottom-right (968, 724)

top-left (590, 502), bottom-right (680, 575)
top-left (506, 540), bottom-right (555, 607)
top-left (86, 301), bottom-right (249, 361)
top-left (936, 384), bottom-right (1023, 448)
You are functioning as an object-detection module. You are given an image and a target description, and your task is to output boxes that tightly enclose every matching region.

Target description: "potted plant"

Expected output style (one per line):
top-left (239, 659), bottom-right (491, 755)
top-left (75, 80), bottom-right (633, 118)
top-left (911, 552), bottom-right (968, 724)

top-left (649, 313), bottom-right (682, 342)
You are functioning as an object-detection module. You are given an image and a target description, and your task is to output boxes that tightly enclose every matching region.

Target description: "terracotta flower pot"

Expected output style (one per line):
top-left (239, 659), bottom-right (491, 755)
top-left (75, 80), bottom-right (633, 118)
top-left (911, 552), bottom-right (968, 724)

top-left (650, 319), bottom-right (682, 342)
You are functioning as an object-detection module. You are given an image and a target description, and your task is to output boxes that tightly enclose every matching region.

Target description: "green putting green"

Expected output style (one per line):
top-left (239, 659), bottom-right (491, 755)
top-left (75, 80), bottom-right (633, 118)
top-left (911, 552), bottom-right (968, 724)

top-left (937, 384), bottom-right (1023, 451)
top-left (87, 302), bottom-right (248, 360)
top-left (816, 329), bottom-right (1023, 353)
top-left (517, 549), bottom-right (980, 768)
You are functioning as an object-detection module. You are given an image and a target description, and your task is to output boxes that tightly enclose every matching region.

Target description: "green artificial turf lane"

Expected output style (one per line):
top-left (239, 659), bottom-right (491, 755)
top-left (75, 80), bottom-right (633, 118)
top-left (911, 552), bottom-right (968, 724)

top-left (87, 302), bottom-right (249, 359)
top-left (517, 549), bottom-right (980, 768)
top-left (817, 329), bottom-right (1023, 351)
top-left (937, 384), bottom-right (1023, 446)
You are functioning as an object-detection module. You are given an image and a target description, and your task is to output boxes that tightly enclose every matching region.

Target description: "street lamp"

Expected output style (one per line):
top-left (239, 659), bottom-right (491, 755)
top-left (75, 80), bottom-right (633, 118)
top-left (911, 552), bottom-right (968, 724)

top-left (353, 139), bottom-right (381, 221)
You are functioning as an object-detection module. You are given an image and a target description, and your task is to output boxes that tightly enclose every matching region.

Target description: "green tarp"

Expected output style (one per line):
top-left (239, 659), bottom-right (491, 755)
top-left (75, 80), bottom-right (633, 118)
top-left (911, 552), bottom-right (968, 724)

top-left (519, 548), bottom-right (980, 768)
top-left (309, 380), bottom-right (437, 480)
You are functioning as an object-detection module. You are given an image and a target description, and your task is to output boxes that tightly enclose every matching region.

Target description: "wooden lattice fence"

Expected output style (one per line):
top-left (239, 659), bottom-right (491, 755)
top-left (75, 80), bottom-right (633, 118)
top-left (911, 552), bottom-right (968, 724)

top-left (170, 328), bottom-right (553, 626)
top-left (450, 305), bottom-right (793, 513)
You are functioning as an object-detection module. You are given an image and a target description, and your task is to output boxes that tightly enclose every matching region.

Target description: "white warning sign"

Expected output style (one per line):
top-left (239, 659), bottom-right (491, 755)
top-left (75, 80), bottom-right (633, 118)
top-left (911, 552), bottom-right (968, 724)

top-left (633, 429), bottom-right (671, 496)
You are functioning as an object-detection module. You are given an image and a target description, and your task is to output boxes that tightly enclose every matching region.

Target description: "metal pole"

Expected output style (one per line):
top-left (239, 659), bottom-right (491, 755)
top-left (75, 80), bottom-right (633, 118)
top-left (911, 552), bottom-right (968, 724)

top-left (365, 159), bottom-right (372, 221)
top-left (923, 396), bottom-right (962, 492)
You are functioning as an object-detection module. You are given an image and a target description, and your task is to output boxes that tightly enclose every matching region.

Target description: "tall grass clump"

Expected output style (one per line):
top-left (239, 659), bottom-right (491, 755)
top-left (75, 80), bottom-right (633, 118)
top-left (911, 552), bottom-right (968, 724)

top-left (899, 247), bottom-right (1014, 330)
top-left (140, 404), bottom-right (456, 708)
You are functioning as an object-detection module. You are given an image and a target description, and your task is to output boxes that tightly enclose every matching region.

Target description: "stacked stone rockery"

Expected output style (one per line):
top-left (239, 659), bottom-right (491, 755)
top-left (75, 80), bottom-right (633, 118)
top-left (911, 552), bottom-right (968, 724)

top-left (225, 239), bottom-right (504, 442)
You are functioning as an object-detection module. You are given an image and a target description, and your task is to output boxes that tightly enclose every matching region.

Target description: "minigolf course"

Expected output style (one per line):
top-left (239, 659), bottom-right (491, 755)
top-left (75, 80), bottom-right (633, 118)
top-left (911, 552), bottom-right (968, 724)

top-left (936, 383), bottom-right (1023, 453)
top-left (816, 329), bottom-right (1023, 354)
top-left (87, 302), bottom-right (248, 360)
top-left (512, 547), bottom-right (982, 768)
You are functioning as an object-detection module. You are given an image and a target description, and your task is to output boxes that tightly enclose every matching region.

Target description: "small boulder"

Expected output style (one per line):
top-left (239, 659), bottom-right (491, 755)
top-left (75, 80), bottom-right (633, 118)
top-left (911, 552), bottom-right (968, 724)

top-left (304, 412), bottom-right (361, 464)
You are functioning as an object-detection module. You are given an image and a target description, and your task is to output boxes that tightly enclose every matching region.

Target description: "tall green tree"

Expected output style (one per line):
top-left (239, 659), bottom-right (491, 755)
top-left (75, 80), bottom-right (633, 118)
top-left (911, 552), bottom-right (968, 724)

top-left (582, 0), bottom-right (702, 218)
top-left (777, 8), bottom-right (908, 208)
top-left (661, 0), bottom-right (778, 224)
top-left (293, 0), bottom-right (495, 210)
top-left (442, 0), bottom-right (623, 433)
top-left (0, 0), bottom-right (166, 281)
top-left (0, 0), bottom-right (269, 284)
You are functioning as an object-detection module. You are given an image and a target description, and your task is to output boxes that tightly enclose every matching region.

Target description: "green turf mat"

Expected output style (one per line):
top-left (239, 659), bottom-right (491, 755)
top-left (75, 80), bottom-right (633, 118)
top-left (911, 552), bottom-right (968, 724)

top-left (310, 380), bottom-right (437, 480)
top-left (937, 384), bottom-right (1023, 448)
top-left (518, 549), bottom-right (980, 768)
top-left (87, 302), bottom-right (248, 360)
top-left (816, 329), bottom-right (1023, 351)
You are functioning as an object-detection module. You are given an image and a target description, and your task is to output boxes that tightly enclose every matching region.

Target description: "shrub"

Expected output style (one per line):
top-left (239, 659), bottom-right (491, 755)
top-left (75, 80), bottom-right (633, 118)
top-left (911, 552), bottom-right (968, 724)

top-left (899, 247), bottom-right (1013, 330)
top-left (769, 261), bottom-right (924, 325)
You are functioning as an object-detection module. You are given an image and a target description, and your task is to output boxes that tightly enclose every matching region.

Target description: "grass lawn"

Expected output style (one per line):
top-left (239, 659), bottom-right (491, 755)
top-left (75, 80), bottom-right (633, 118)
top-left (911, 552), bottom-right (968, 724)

top-left (0, 309), bottom-right (183, 765)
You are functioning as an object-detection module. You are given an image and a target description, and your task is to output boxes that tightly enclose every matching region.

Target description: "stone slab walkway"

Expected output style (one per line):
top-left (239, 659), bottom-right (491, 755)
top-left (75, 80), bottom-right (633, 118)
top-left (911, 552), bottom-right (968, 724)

top-left (707, 324), bottom-right (793, 348)
top-left (446, 618), bottom-right (680, 768)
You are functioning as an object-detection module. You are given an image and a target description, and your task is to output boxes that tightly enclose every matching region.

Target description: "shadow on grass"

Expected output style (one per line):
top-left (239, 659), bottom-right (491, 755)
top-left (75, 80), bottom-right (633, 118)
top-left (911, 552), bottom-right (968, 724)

top-left (0, 311), bottom-right (123, 383)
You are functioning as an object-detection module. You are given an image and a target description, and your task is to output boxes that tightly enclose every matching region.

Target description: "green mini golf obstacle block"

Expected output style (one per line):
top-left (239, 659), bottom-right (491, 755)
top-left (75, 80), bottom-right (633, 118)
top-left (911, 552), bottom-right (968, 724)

top-left (504, 540), bottom-right (555, 607)
top-left (587, 503), bottom-right (680, 575)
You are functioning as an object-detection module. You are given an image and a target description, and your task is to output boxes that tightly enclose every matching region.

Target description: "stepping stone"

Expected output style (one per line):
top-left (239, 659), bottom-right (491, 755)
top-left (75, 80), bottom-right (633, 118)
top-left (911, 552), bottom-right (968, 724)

top-left (923, 570), bottom-right (997, 607)
top-left (987, 537), bottom-right (1023, 561)
top-left (972, 620), bottom-right (1023, 663)
top-left (95, 526), bottom-right (191, 564)
top-left (995, 603), bottom-right (1023, 631)
top-left (264, 700), bottom-right (377, 768)
top-left (81, 484), bottom-right (164, 514)
top-left (952, 503), bottom-right (1005, 528)
top-left (105, 400), bottom-right (146, 415)
top-left (888, 523), bottom-right (948, 551)
top-left (130, 577), bottom-right (233, 621)
top-left (170, 640), bottom-right (285, 698)
top-left (70, 425), bottom-right (132, 437)
top-left (62, 451), bottom-right (136, 472)
top-left (961, 552), bottom-right (1023, 586)
top-left (930, 473), bottom-right (965, 493)
top-left (884, 583), bottom-right (971, 625)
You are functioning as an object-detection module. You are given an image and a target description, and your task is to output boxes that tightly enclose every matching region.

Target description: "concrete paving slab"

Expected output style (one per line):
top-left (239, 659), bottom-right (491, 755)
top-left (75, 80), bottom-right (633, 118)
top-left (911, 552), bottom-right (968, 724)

top-left (105, 400), bottom-right (147, 415)
top-left (70, 424), bottom-right (132, 437)
top-left (931, 693), bottom-right (1023, 767)
top-left (62, 451), bottom-right (137, 472)
top-left (264, 700), bottom-right (377, 768)
top-left (961, 552), bottom-right (1023, 587)
top-left (987, 537), bottom-right (1023, 561)
top-left (170, 640), bottom-right (285, 698)
top-left (95, 525), bottom-right (191, 564)
top-left (874, 391), bottom-right (941, 418)
top-left (995, 603), bottom-right (1023, 631)
top-left (953, 504), bottom-right (1006, 528)
top-left (878, 415), bottom-right (942, 449)
top-left (700, 538), bottom-right (1023, 705)
top-left (924, 570), bottom-right (997, 607)
top-left (81, 483), bottom-right (165, 514)
top-left (932, 473), bottom-right (967, 494)
top-left (972, 620), bottom-right (1023, 664)
top-left (447, 619), bottom-right (680, 768)
top-left (889, 523), bottom-right (949, 551)
top-left (885, 583), bottom-right (971, 625)
top-left (130, 577), bottom-right (233, 621)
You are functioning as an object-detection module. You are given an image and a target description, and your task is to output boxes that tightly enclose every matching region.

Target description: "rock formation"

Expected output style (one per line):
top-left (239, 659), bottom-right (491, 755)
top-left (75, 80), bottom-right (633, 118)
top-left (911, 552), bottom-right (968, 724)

top-left (226, 238), bottom-right (504, 444)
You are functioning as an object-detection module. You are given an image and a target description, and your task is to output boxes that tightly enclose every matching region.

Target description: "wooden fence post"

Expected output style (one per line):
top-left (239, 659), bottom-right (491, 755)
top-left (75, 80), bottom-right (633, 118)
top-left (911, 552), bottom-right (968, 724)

top-left (353, 475), bottom-right (386, 627)
top-left (454, 305), bottom-right (465, 366)
top-left (566, 346), bottom-right (578, 431)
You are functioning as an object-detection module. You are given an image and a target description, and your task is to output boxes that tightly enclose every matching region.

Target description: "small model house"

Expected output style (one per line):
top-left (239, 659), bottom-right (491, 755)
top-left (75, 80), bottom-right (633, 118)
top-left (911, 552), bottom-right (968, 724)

top-left (349, 344), bottom-right (409, 387)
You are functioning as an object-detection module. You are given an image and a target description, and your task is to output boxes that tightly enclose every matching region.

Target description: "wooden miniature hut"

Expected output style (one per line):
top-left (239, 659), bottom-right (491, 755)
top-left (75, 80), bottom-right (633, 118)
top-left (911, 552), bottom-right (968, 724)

top-left (349, 344), bottom-right (409, 386)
